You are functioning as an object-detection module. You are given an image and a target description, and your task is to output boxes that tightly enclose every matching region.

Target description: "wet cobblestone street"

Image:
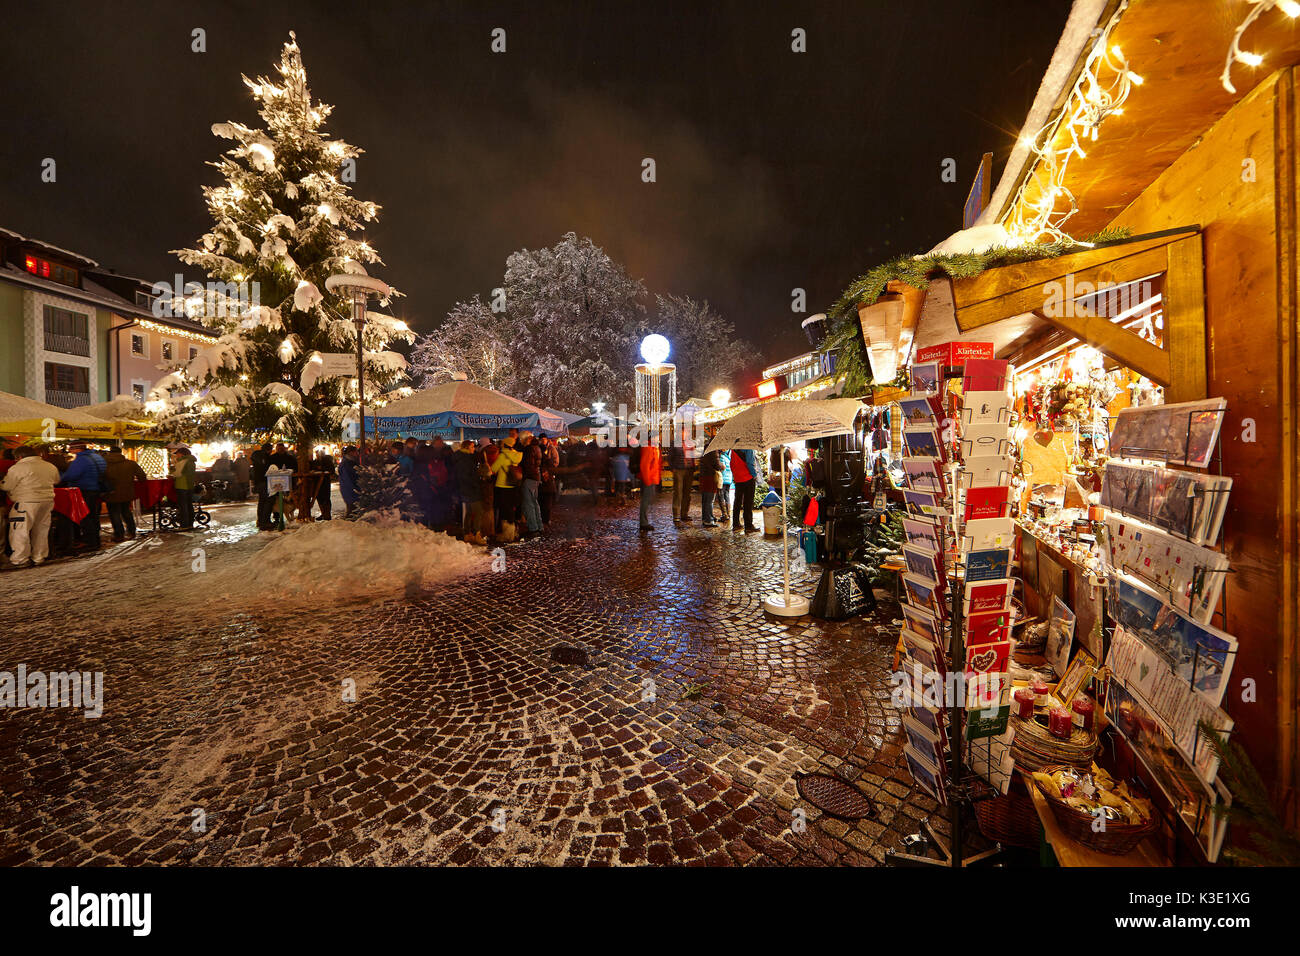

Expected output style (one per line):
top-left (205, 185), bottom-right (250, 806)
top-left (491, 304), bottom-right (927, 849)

top-left (0, 492), bottom-right (944, 866)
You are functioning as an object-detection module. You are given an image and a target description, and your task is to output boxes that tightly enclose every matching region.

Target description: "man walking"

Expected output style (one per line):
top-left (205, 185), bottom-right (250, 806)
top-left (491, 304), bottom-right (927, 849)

top-left (338, 445), bottom-right (359, 517)
top-left (638, 432), bottom-right (662, 532)
top-left (2, 446), bottom-right (59, 567)
top-left (252, 442), bottom-right (273, 530)
top-left (103, 444), bottom-right (146, 540)
top-left (668, 426), bottom-right (694, 523)
top-left (60, 441), bottom-right (107, 550)
top-left (730, 447), bottom-right (759, 533)
top-left (171, 446), bottom-right (197, 529)
top-left (311, 447), bottom-right (336, 520)
top-left (519, 431), bottom-right (543, 537)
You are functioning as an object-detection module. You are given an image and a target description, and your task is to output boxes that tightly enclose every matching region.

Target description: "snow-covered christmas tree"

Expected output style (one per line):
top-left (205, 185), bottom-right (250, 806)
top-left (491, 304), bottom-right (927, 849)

top-left (348, 462), bottom-right (423, 524)
top-left (155, 32), bottom-right (413, 484)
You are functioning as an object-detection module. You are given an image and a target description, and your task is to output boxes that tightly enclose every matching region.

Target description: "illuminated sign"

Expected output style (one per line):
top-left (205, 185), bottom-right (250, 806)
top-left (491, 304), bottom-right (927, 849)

top-left (756, 379), bottom-right (778, 399)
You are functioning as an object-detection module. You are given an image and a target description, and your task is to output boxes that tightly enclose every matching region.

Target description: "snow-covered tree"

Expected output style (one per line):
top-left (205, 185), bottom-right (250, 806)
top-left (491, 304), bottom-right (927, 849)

top-left (157, 32), bottom-right (412, 482)
top-left (409, 295), bottom-right (514, 390)
top-left (647, 294), bottom-right (760, 400)
top-left (410, 233), bottom-right (645, 411)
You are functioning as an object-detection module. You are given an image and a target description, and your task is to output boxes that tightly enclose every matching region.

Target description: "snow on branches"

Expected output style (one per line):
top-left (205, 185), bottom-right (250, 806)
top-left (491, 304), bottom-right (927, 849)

top-left (160, 32), bottom-right (408, 447)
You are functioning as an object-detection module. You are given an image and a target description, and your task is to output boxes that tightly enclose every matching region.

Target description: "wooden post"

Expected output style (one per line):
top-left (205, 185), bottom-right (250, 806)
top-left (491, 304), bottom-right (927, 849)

top-left (1162, 236), bottom-right (1209, 402)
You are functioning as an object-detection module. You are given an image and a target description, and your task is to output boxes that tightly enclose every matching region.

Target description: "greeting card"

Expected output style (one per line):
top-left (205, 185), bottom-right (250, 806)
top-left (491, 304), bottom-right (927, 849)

top-left (958, 421), bottom-right (1013, 460)
top-left (899, 394), bottom-right (945, 428)
top-left (963, 578), bottom-right (1013, 615)
top-left (903, 458), bottom-right (946, 495)
top-left (964, 609), bottom-right (1012, 647)
top-left (961, 390), bottom-right (1012, 426)
top-left (959, 455), bottom-right (1014, 489)
top-left (964, 547), bottom-right (1011, 583)
top-left (910, 362), bottom-right (942, 395)
top-left (902, 489), bottom-right (945, 519)
top-left (903, 427), bottom-right (944, 460)
top-left (963, 516), bottom-right (1014, 551)
top-left (902, 545), bottom-right (942, 584)
top-left (965, 640), bottom-right (1011, 677)
top-left (963, 485), bottom-right (1011, 520)
top-left (961, 358), bottom-right (1009, 393)
top-left (902, 516), bottom-right (942, 553)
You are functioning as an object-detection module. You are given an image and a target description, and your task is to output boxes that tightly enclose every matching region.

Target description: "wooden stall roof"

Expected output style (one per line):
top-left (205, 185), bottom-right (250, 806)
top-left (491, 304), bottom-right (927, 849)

top-left (999, 0), bottom-right (1300, 235)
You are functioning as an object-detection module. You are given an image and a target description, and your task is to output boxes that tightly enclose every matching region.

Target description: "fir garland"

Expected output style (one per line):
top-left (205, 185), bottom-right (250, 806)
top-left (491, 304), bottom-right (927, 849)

top-left (825, 228), bottom-right (1133, 397)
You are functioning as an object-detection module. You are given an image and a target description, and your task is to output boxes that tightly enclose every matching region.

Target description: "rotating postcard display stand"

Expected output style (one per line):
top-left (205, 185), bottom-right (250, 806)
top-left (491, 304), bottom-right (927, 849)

top-left (889, 356), bottom-right (1016, 867)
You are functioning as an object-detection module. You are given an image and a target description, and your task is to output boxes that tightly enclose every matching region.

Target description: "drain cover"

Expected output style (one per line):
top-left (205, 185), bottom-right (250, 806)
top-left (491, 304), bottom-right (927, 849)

top-left (795, 773), bottom-right (875, 820)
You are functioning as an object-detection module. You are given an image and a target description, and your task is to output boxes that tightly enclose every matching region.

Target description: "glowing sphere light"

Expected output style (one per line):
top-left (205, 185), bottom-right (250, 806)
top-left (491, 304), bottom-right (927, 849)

top-left (640, 334), bottom-right (670, 365)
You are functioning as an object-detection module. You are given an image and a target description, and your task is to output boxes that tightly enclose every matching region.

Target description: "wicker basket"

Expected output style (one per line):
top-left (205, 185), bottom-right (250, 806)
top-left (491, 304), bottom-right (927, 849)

top-left (1029, 765), bottom-right (1158, 855)
top-left (973, 789), bottom-right (1043, 849)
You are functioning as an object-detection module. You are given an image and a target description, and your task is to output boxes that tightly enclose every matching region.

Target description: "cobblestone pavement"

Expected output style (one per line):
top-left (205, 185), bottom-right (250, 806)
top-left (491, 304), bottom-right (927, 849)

top-left (0, 491), bottom-right (950, 867)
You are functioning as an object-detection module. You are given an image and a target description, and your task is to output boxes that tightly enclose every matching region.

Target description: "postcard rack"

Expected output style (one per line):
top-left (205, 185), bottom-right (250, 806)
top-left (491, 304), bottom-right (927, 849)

top-left (890, 378), bottom-right (1009, 868)
top-left (1104, 405), bottom-right (1233, 633)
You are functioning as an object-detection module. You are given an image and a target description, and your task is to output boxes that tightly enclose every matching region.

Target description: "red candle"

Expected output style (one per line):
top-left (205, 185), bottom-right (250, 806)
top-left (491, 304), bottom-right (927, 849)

top-left (1032, 679), bottom-right (1050, 707)
top-left (1072, 695), bottom-right (1095, 733)
top-left (1048, 706), bottom-right (1073, 739)
top-left (1013, 687), bottom-right (1035, 719)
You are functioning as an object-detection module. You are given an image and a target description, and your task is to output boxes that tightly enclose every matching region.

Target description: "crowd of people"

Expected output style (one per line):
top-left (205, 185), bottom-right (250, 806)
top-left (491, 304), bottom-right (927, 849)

top-left (1, 424), bottom-right (794, 567)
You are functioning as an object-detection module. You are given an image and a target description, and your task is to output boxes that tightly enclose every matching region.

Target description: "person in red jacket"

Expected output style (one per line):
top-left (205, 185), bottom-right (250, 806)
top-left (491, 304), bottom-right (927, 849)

top-left (730, 448), bottom-right (759, 532)
top-left (638, 437), bottom-right (662, 532)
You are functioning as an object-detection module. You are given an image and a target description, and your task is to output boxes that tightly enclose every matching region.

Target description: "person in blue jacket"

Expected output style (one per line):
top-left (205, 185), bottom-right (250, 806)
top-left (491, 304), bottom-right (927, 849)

top-left (60, 441), bottom-right (108, 550)
top-left (717, 447), bottom-right (733, 525)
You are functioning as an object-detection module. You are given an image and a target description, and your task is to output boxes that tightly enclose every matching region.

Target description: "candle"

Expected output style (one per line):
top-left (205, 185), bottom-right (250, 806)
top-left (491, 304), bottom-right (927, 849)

top-left (1048, 706), bottom-right (1073, 739)
top-left (1032, 679), bottom-right (1050, 707)
top-left (1013, 687), bottom-right (1035, 719)
top-left (1072, 695), bottom-right (1095, 733)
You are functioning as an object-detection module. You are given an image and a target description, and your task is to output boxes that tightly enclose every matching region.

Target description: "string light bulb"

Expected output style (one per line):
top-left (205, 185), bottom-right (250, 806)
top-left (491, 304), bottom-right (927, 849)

top-left (1223, 0), bottom-right (1293, 93)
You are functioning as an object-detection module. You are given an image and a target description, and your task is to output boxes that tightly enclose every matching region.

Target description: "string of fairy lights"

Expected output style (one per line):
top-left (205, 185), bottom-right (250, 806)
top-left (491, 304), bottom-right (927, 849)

top-left (1003, 0), bottom-right (1142, 245)
top-left (1221, 0), bottom-right (1300, 93)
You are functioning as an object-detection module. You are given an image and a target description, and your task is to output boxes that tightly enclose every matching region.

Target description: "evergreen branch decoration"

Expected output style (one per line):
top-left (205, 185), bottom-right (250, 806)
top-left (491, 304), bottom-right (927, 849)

top-left (824, 228), bottom-right (1132, 397)
top-left (1199, 719), bottom-right (1300, 866)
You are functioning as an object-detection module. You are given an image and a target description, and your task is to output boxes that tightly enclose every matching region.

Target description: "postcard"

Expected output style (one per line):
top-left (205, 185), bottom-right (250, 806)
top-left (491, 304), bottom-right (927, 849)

top-left (963, 485), bottom-right (1010, 520)
top-left (902, 545), bottom-right (942, 584)
top-left (961, 390), bottom-right (1012, 427)
top-left (1104, 515), bottom-right (1229, 623)
top-left (899, 394), bottom-right (944, 428)
top-left (902, 489), bottom-right (945, 518)
top-left (958, 421), bottom-right (1013, 460)
top-left (1045, 596), bottom-right (1076, 678)
top-left (964, 547), bottom-right (1011, 583)
top-left (1106, 571), bottom-right (1237, 708)
top-left (965, 640), bottom-right (1010, 678)
top-left (901, 604), bottom-right (942, 645)
top-left (902, 458), bottom-right (946, 495)
top-left (906, 704), bottom-right (948, 745)
top-left (903, 630), bottom-right (943, 673)
top-left (961, 358), bottom-right (1009, 393)
top-left (963, 516), bottom-right (1013, 551)
top-left (1109, 398), bottom-right (1227, 467)
top-left (902, 516), bottom-right (942, 553)
top-left (904, 744), bottom-right (947, 805)
top-left (910, 361), bottom-right (941, 395)
top-left (963, 578), bottom-right (1013, 616)
top-left (903, 427), bottom-right (943, 460)
top-left (964, 609), bottom-right (1011, 647)
top-left (959, 454), bottom-right (1014, 489)
top-left (904, 572), bottom-right (948, 620)
top-left (902, 713), bottom-right (945, 767)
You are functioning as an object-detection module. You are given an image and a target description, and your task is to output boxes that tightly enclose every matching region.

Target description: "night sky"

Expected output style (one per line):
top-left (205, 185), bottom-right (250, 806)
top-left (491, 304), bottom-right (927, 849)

top-left (1, 0), bottom-right (1069, 370)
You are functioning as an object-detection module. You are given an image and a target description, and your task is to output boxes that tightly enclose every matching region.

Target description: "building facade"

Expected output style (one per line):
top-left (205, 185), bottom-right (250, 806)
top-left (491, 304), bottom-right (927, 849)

top-left (0, 227), bottom-right (216, 407)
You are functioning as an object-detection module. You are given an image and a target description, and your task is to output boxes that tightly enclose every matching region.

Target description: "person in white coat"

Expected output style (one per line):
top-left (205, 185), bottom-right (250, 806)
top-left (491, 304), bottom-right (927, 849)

top-left (2, 446), bottom-right (60, 567)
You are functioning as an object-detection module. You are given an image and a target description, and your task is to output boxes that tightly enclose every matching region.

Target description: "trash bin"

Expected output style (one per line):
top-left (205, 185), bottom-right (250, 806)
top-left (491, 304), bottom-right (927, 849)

top-left (761, 489), bottom-right (783, 536)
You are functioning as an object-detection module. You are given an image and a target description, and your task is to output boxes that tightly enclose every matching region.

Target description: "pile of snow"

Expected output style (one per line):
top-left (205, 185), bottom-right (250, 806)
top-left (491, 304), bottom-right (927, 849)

top-left (232, 517), bottom-right (491, 601)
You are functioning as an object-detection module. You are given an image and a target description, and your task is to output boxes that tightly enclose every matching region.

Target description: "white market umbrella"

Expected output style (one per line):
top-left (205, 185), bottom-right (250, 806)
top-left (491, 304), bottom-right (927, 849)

top-left (705, 397), bottom-right (863, 617)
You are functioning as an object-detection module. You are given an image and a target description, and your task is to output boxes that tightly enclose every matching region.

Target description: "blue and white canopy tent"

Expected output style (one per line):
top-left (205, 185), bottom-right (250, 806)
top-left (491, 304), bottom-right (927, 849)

top-left (374, 380), bottom-right (567, 441)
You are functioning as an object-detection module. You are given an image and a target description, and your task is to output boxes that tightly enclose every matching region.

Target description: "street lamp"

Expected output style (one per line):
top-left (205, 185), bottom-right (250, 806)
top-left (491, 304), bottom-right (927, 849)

top-left (325, 271), bottom-right (390, 458)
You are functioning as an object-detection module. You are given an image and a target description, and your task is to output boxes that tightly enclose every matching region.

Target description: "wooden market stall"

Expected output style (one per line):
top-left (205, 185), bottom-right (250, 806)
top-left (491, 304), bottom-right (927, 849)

top-left (844, 0), bottom-right (1300, 860)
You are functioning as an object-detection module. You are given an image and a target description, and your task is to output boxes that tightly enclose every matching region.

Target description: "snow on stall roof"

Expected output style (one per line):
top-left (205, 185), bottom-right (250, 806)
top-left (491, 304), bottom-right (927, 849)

top-left (0, 226), bottom-right (99, 267)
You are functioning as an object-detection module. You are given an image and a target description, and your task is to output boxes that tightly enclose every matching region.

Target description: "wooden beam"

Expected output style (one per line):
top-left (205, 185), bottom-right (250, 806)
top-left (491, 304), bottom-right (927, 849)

top-left (956, 245), bottom-right (1172, 331)
top-left (951, 227), bottom-right (1199, 311)
top-left (1030, 306), bottom-right (1172, 385)
top-left (886, 279), bottom-right (926, 369)
top-left (1162, 236), bottom-right (1209, 402)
